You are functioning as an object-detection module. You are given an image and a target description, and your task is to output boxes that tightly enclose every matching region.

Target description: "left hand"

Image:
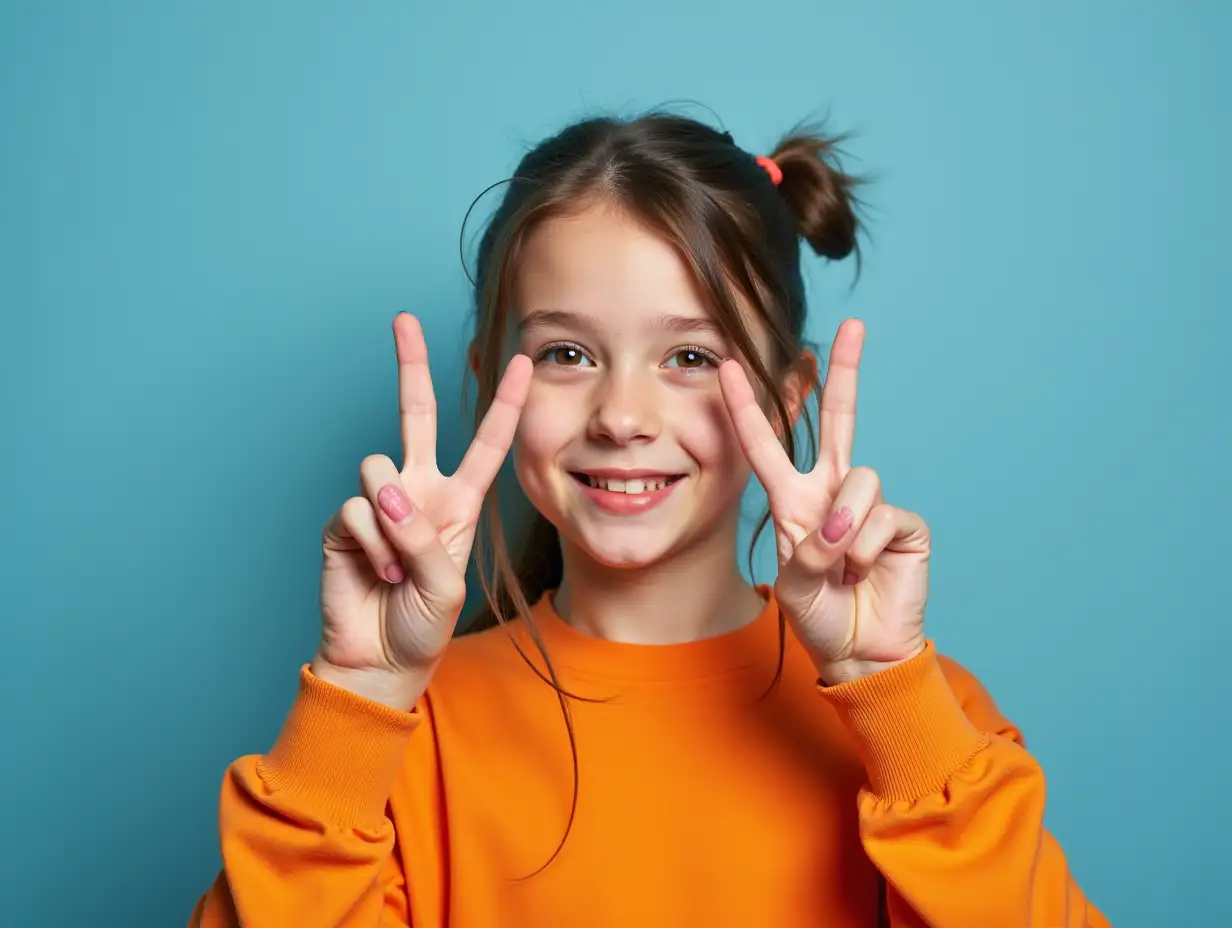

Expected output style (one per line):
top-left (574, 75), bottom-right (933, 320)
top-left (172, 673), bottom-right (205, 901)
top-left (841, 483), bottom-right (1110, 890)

top-left (719, 319), bottom-right (929, 684)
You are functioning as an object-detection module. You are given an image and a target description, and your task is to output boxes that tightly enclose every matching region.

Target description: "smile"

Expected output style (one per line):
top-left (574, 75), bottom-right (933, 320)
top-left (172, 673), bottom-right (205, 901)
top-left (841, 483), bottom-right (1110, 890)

top-left (569, 471), bottom-right (686, 515)
top-left (573, 473), bottom-right (683, 493)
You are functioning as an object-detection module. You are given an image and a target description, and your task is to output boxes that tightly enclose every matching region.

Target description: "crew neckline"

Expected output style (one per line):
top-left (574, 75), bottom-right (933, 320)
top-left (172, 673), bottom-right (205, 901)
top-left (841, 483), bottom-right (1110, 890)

top-left (509, 586), bottom-right (784, 683)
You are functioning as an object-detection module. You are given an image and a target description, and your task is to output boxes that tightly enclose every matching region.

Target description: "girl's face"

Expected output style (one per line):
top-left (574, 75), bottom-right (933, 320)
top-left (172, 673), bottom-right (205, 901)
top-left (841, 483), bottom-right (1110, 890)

top-left (508, 201), bottom-right (777, 570)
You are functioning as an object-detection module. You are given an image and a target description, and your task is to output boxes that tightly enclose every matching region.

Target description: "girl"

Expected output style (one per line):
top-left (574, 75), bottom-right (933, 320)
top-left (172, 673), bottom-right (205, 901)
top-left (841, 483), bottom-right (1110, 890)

top-left (190, 113), bottom-right (1108, 927)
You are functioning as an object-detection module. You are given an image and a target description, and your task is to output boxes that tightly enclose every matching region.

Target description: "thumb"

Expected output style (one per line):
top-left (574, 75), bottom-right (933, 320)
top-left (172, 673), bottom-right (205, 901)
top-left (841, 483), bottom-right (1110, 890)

top-left (780, 505), bottom-right (855, 585)
top-left (374, 483), bottom-right (465, 610)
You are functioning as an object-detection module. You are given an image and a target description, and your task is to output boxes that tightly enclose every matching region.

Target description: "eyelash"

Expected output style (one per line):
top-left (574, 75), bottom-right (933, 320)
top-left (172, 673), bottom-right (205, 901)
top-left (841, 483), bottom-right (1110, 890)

top-left (665, 345), bottom-right (722, 372)
top-left (533, 341), bottom-right (722, 372)
top-left (535, 341), bottom-right (594, 367)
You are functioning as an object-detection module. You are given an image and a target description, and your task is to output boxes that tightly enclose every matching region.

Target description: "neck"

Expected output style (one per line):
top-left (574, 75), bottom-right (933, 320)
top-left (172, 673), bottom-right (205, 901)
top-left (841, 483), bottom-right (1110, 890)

top-left (553, 520), bottom-right (765, 645)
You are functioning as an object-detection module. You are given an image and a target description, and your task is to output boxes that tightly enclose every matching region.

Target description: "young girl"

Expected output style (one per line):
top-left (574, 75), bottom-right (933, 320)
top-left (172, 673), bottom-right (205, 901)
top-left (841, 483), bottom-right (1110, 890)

top-left (190, 113), bottom-right (1108, 927)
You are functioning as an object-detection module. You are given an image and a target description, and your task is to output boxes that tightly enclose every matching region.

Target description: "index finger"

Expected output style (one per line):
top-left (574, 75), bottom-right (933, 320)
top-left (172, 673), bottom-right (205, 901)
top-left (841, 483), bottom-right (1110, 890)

top-left (452, 354), bottom-right (533, 497)
top-left (718, 359), bottom-right (800, 502)
top-left (818, 318), bottom-right (864, 476)
top-left (395, 313), bottom-right (437, 470)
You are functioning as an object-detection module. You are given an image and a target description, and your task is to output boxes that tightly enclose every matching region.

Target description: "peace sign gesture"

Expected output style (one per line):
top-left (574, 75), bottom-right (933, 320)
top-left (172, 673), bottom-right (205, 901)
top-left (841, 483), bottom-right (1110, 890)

top-left (719, 319), bottom-right (929, 684)
top-left (313, 313), bottom-right (532, 707)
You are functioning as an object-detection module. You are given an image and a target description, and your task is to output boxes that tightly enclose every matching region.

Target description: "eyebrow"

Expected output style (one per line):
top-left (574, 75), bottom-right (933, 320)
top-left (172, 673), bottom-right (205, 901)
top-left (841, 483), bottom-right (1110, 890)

top-left (519, 308), bottom-right (724, 339)
top-left (659, 314), bottom-right (724, 338)
top-left (519, 309), bottom-right (602, 333)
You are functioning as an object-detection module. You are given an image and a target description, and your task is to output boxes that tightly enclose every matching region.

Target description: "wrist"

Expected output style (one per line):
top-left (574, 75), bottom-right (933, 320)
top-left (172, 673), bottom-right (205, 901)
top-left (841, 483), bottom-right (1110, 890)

top-left (812, 644), bottom-right (926, 686)
top-left (309, 656), bottom-right (435, 711)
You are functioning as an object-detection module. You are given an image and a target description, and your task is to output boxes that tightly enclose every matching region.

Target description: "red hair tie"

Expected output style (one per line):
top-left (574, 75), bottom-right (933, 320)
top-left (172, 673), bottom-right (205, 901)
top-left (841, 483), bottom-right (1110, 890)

top-left (755, 155), bottom-right (783, 187)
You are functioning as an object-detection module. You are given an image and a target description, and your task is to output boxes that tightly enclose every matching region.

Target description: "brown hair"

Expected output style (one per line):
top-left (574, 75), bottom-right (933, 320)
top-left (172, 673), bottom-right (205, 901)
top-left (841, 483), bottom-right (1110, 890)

top-left (459, 109), bottom-right (863, 871)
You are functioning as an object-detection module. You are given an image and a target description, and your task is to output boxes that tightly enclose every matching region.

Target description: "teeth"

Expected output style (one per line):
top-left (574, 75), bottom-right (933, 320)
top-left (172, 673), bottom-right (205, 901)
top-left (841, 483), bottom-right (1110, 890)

top-left (584, 476), bottom-right (674, 493)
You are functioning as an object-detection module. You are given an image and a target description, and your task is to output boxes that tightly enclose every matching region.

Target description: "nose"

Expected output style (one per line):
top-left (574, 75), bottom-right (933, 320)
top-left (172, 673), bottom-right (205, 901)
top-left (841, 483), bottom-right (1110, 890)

top-left (587, 365), bottom-right (661, 445)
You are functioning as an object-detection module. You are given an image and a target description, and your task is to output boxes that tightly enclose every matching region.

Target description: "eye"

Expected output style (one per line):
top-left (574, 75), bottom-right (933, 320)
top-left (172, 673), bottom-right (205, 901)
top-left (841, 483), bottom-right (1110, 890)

top-left (664, 346), bottom-right (721, 371)
top-left (535, 341), bottom-right (594, 367)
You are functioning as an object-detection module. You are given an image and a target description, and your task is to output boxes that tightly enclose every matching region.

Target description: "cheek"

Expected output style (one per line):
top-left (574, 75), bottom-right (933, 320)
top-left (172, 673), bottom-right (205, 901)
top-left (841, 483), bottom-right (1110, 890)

top-left (512, 382), bottom-right (580, 477)
top-left (673, 391), bottom-right (751, 485)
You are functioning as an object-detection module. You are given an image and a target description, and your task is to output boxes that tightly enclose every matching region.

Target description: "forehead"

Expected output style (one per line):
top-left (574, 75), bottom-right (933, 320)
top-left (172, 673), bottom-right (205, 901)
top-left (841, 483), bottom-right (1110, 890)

top-left (514, 202), bottom-right (709, 327)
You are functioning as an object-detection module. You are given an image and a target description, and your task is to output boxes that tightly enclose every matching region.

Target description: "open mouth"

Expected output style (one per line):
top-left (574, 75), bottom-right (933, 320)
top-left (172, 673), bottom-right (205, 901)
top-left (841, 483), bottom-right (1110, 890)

top-left (570, 473), bottom-right (686, 495)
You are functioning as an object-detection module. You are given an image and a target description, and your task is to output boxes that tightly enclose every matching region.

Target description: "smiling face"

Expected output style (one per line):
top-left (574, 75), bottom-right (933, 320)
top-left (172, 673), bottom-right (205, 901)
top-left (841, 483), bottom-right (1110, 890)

top-left (509, 200), bottom-right (776, 570)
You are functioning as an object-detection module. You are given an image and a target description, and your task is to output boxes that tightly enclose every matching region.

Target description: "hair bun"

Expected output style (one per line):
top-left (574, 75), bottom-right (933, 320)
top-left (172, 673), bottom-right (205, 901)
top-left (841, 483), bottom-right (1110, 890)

top-left (770, 129), bottom-right (861, 261)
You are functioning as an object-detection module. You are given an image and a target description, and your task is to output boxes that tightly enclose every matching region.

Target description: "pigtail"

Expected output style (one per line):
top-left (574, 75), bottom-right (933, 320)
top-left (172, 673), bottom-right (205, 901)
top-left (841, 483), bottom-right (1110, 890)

top-left (771, 129), bottom-right (862, 261)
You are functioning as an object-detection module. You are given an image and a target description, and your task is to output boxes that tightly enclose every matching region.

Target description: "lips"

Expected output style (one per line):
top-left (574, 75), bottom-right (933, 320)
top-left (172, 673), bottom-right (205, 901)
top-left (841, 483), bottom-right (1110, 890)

top-left (568, 471), bottom-right (687, 515)
top-left (571, 473), bottom-right (684, 494)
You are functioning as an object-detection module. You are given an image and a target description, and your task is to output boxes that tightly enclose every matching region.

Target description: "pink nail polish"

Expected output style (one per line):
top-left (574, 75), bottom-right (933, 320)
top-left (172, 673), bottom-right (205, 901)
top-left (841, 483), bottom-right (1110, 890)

top-left (822, 507), bottom-right (853, 544)
top-left (377, 484), bottom-right (413, 523)
top-left (842, 569), bottom-right (859, 586)
top-left (386, 563), bottom-right (405, 584)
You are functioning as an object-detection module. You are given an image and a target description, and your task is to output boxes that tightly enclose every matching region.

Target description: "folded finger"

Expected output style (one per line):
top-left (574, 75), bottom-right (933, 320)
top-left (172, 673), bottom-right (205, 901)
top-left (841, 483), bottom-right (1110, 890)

top-left (337, 496), bottom-right (404, 583)
top-left (779, 466), bottom-right (882, 580)
top-left (844, 504), bottom-right (929, 584)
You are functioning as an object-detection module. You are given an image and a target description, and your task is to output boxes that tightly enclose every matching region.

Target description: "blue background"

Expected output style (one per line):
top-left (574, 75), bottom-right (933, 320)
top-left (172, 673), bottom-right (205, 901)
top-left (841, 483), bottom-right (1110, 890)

top-left (2, 2), bottom-right (1228, 925)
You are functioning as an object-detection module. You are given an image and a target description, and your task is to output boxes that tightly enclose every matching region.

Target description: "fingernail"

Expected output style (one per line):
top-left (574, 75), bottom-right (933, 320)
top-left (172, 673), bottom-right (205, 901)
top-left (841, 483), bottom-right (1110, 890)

top-left (377, 484), bottom-right (413, 523)
top-left (822, 506), bottom-right (853, 544)
top-left (842, 568), bottom-right (859, 586)
top-left (386, 563), bottom-right (405, 584)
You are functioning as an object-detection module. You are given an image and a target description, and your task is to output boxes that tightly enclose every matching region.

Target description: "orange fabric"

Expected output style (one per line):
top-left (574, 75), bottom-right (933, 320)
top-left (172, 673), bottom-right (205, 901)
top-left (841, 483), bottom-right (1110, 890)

top-left (190, 593), bottom-right (1108, 927)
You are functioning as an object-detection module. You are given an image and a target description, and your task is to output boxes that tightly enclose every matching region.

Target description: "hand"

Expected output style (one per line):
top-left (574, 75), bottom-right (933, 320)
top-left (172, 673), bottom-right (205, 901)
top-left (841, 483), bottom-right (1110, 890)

top-left (719, 319), bottom-right (929, 684)
top-left (312, 313), bottom-right (532, 707)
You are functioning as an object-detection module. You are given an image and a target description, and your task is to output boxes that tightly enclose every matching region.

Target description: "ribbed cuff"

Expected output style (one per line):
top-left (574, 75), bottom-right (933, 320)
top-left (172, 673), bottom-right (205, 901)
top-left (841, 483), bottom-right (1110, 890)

top-left (258, 665), bottom-right (422, 828)
top-left (817, 641), bottom-right (987, 802)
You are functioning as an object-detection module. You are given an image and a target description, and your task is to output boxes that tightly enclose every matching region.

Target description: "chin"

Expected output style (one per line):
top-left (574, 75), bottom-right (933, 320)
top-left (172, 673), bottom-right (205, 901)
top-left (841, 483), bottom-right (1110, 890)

top-left (567, 530), bottom-right (679, 570)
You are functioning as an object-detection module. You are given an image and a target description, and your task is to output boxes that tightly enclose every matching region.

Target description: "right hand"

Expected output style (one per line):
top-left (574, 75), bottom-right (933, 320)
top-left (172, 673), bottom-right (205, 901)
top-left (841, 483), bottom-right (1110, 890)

top-left (312, 313), bottom-right (532, 707)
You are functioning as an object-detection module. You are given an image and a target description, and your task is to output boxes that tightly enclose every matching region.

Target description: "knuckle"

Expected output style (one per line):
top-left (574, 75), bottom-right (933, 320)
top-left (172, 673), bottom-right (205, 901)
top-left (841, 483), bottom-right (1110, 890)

top-left (339, 496), bottom-right (371, 529)
top-left (360, 453), bottom-right (396, 476)
top-left (868, 504), bottom-right (897, 529)
top-left (359, 451), bottom-right (396, 480)
top-left (850, 465), bottom-right (880, 488)
top-left (403, 398), bottom-right (437, 416)
top-left (846, 546), bottom-right (876, 568)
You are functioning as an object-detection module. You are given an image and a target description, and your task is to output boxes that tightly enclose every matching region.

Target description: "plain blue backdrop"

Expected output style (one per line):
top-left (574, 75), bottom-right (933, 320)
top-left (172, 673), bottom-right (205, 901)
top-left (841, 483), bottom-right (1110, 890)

top-left (2, 2), bottom-right (1228, 925)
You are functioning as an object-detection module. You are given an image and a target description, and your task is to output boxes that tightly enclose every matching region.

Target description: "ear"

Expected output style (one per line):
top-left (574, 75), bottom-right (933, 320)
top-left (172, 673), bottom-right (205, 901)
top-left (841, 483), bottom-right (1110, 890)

top-left (467, 340), bottom-right (480, 377)
top-left (782, 349), bottom-right (818, 430)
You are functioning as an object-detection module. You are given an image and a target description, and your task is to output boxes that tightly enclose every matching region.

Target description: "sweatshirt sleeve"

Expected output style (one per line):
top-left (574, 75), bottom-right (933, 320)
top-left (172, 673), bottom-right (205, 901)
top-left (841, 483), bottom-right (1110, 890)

top-left (187, 666), bottom-right (420, 927)
top-left (817, 642), bottom-right (1110, 927)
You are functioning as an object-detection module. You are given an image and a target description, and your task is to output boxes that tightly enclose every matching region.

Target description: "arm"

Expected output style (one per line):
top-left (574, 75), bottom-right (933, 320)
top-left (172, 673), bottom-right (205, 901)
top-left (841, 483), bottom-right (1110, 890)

top-left (187, 315), bottom-right (531, 926)
top-left (188, 667), bottom-right (419, 927)
top-left (819, 642), bottom-right (1109, 927)
top-left (719, 325), bottom-right (1108, 925)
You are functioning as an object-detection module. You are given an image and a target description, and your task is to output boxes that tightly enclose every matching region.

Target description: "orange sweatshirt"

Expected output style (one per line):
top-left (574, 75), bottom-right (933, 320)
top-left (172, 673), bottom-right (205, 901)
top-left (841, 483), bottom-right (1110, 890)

top-left (190, 592), bottom-right (1108, 927)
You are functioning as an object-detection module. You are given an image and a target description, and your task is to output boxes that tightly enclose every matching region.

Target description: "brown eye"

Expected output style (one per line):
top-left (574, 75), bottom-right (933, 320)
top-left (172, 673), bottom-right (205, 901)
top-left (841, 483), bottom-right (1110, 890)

top-left (666, 347), bottom-right (717, 370)
top-left (536, 343), bottom-right (594, 367)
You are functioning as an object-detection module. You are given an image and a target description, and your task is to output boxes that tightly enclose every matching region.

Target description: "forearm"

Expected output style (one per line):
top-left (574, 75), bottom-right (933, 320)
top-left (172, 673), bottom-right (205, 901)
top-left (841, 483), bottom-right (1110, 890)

top-left (819, 644), bottom-right (1109, 927)
top-left (189, 667), bottom-right (419, 927)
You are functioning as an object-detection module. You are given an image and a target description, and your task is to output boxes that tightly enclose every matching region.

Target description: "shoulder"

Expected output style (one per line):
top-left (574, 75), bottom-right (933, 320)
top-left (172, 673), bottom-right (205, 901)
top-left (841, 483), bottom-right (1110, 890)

top-left (936, 650), bottom-right (1025, 746)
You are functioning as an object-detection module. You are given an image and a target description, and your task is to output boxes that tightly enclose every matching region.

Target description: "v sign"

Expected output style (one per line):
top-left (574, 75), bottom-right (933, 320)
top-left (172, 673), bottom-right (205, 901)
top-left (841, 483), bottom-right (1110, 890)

top-left (719, 319), bottom-right (929, 685)
top-left (313, 313), bottom-right (532, 708)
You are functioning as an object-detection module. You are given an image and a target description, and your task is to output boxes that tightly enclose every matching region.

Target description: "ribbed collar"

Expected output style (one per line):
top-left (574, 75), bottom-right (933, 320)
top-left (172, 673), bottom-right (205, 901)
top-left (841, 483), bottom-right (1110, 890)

top-left (506, 586), bottom-right (785, 683)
